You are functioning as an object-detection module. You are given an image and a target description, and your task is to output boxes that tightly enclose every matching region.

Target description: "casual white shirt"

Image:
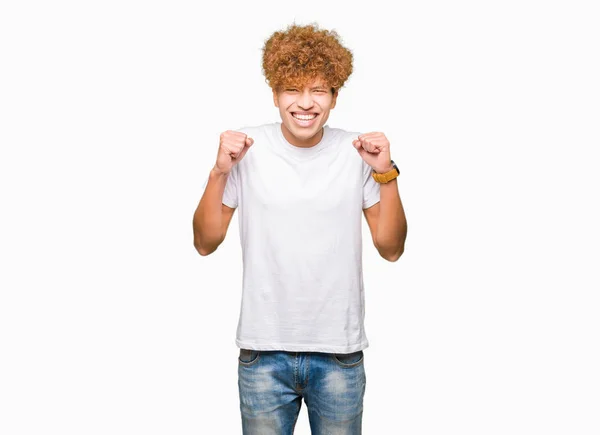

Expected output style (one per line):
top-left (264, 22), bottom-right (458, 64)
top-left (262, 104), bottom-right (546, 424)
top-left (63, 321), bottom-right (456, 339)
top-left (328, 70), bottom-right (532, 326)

top-left (214, 121), bottom-right (380, 353)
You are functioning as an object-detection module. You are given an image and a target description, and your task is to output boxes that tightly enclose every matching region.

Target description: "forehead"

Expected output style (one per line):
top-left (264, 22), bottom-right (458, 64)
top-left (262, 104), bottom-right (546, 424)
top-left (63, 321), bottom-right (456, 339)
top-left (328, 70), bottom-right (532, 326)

top-left (284, 78), bottom-right (329, 89)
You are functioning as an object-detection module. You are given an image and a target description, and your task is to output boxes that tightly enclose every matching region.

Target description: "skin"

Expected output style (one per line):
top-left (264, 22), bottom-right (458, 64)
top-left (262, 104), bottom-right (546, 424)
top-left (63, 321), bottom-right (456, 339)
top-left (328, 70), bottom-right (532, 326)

top-left (272, 78), bottom-right (338, 148)
top-left (354, 131), bottom-right (407, 261)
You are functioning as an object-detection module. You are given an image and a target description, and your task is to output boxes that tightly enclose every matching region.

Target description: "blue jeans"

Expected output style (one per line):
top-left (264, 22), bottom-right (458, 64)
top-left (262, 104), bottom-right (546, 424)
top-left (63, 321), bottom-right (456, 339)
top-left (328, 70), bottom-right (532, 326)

top-left (238, 348), bottom-right (366, 434)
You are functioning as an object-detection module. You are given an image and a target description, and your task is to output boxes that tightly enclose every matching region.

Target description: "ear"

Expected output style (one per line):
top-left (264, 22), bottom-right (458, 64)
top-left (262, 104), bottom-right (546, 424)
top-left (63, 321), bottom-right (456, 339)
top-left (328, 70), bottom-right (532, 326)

top-left (330, 89), bottom-right (339, 109)
top-left (272, 88), bottom-right (279, 108)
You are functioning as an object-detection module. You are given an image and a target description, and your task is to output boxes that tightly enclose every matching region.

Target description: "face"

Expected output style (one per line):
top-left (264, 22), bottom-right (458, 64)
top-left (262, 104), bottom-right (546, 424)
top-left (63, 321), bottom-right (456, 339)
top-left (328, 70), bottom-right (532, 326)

top-left (273, 78), bottom-right (338, 148)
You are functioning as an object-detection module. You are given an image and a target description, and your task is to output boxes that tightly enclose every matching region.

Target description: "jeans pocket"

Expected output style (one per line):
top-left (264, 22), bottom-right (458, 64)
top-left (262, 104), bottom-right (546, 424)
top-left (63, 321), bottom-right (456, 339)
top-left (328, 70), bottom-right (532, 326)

top-left (238, 348), bottom-right (261, 366)
top-left (332, 350), bottom-right (364, 368)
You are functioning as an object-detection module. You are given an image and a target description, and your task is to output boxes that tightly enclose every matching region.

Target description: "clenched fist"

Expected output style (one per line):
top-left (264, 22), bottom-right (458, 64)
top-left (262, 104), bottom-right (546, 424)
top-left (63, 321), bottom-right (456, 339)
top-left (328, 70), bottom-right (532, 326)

top-left (214, 130), bottom-right (254, 175)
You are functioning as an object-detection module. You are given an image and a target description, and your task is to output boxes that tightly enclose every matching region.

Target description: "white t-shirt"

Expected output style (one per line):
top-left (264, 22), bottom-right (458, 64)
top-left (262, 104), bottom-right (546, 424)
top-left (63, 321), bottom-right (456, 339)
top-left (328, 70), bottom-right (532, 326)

top-left (219, 121), bottom-right (380, 353)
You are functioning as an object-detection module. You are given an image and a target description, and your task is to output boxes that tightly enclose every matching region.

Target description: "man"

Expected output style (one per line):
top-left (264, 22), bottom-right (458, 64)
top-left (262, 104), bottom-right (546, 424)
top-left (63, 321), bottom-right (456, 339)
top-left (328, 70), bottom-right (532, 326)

top-left (193, 22), bottom-right (407, 434)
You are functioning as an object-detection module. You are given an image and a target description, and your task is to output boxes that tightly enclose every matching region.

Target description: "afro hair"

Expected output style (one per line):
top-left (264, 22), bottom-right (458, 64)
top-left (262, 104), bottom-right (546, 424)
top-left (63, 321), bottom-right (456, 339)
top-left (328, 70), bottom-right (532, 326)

top-left (261, 22), bottom-right (354, 94)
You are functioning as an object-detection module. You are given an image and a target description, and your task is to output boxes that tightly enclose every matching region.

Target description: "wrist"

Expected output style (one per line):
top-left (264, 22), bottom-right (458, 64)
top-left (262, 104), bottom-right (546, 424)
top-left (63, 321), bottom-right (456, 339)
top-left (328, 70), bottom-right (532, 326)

top-left (373, 160), bottom-right (394, 174)
top-left (211, 166), bottom-right (229, 177)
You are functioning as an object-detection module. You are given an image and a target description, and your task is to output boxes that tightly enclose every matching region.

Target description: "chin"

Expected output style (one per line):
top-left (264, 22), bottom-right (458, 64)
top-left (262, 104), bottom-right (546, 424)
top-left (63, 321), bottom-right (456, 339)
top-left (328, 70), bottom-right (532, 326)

top-left (288, 119), bottom-right (321, 133)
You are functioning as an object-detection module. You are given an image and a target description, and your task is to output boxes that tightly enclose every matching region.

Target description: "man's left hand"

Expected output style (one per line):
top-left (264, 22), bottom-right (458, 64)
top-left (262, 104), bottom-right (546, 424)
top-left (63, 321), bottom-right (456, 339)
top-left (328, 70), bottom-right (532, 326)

top-left (352, 132), bottom-right (394, 173)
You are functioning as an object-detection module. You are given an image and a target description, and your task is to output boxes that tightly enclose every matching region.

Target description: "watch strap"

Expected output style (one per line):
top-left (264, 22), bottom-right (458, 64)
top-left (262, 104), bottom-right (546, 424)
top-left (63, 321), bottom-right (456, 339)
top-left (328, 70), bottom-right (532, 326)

top-left (372, 160), bottom-right (400, 183)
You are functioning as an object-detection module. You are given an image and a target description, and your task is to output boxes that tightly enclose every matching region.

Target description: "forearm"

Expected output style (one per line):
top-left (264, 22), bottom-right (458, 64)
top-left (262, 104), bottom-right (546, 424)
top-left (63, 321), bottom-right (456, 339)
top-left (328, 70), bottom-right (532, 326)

top-left (192, 167), bottom-right (229, 255)
top-left (376, 178), bottom-right (407, 260)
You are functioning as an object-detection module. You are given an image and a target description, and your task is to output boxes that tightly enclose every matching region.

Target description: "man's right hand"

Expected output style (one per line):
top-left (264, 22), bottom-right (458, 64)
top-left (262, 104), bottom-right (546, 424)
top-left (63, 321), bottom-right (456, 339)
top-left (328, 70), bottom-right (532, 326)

top-left (214, 130), bottom-right (254, 175)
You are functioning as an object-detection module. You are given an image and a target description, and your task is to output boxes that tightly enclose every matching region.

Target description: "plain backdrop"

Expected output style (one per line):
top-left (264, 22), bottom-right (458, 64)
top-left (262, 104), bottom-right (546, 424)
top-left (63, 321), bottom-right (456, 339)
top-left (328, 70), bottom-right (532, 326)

top-left (1, 0), bottom-right (599, 434)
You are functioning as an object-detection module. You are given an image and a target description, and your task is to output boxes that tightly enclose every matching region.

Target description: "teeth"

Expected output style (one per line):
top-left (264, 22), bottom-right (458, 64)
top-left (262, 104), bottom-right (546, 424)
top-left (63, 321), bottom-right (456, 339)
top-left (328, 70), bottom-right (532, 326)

top-left (293, 113), bottom-right (317, 120)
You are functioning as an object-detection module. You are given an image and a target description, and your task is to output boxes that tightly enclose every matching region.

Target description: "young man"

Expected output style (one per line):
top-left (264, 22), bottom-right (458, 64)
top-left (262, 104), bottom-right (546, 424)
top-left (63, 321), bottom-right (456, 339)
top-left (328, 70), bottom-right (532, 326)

top-left (193, 23), bottom-right (407, 434)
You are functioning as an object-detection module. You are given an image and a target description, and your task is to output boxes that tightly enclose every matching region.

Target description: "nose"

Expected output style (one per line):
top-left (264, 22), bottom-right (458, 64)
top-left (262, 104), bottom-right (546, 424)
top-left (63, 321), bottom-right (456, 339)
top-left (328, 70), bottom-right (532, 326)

top-left (296, 89), bottom-right (314, 110)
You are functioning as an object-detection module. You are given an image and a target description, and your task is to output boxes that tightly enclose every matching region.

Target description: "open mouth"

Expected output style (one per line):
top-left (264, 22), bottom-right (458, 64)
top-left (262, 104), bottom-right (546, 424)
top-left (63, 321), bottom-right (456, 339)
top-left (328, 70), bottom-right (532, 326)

top-left (291, 112), bottom-right (319, 126)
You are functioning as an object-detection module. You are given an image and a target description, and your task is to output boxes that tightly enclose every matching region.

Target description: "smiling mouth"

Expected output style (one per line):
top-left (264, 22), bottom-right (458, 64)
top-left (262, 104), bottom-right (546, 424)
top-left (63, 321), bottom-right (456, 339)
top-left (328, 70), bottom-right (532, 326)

top-left (291, 112), bottom-right (319, 120)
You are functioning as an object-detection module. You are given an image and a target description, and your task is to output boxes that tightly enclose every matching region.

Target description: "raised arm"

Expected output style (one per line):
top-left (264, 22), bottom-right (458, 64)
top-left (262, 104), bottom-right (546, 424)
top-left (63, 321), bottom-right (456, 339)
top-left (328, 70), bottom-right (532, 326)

top-left (192, 130), bottom-right (253, 256)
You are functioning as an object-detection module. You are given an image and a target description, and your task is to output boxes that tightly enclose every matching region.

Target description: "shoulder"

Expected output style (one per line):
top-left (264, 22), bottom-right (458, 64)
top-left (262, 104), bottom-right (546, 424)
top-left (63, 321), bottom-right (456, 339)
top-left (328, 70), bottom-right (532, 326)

top-left (326, 125), bottom-right (365, 164)
top-left (234, 122), bottom-right (275, 137)
top-left (230, 123), bottom-right (275, 170)
top-left (326, 125), bottom-right (363, 145)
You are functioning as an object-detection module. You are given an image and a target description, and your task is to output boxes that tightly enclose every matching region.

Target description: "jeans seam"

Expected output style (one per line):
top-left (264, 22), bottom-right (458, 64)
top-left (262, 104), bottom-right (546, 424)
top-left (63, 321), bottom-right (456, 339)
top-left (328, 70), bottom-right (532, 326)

top-left (306, 353), bottom-right (310, 388)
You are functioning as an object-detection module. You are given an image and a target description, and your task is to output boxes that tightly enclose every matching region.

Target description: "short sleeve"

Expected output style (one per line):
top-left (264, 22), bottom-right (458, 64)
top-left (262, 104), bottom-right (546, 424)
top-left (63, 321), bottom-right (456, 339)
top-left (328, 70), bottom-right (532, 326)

top-left (362, 159), bottom-right (381, 209)
top-left (222, 163), bottom-right (239, 208)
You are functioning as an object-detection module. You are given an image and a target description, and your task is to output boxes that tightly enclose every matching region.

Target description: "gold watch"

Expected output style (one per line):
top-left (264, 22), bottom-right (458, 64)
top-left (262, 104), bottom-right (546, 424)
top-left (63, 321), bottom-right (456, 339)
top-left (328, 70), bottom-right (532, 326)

top-left (372, 160), bottom-right (400, 183)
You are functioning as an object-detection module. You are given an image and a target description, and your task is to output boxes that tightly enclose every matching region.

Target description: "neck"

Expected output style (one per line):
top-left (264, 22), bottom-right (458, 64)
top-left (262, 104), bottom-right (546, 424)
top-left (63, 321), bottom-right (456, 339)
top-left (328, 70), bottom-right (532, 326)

top-left (281, 123), bottom-right (324, 148)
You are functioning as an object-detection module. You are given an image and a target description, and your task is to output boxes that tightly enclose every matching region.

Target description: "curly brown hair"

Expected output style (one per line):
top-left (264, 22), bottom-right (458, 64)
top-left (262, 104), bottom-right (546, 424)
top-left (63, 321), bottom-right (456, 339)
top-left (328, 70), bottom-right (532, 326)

top-left (261, 22), bottom-right (353, 94)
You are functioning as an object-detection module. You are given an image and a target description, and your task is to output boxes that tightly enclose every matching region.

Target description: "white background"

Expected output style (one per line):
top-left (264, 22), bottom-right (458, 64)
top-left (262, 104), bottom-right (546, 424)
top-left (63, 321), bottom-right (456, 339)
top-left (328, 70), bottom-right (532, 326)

top-left (1, 0), bottom-right (599, 434)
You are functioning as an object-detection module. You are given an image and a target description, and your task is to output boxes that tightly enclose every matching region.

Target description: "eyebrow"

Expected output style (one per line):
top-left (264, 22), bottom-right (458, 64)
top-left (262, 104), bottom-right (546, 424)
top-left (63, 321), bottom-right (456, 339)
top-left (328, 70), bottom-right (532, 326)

top-left (285, 85), bottom-right (328, 90)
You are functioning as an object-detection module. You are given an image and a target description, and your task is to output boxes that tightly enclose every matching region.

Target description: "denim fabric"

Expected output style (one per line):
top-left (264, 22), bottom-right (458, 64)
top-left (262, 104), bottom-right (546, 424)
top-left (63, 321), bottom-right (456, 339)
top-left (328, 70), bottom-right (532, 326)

top-left (238, 348), bottom-right (366, 434)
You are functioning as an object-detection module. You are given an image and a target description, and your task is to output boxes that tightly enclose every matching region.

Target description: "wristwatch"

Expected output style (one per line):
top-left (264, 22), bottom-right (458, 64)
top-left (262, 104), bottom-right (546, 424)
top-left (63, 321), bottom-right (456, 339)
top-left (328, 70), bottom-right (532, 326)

top-left (372, 160), bottom-right (400, 183)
